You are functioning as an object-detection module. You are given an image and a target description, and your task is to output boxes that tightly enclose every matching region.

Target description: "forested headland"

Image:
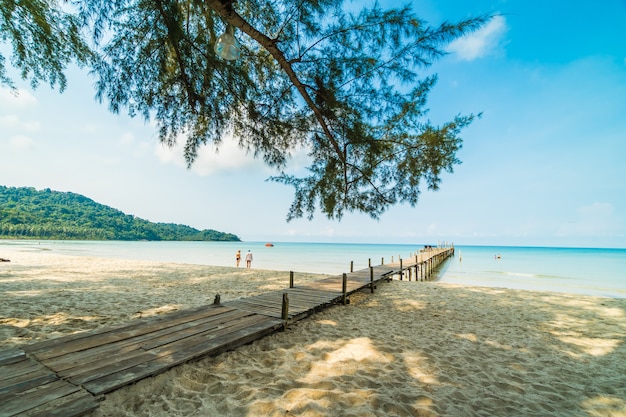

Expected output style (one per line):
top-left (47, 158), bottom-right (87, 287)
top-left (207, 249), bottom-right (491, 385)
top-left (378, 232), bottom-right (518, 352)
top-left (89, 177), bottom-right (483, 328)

top-left (0, 186), bottom-right (240, 241)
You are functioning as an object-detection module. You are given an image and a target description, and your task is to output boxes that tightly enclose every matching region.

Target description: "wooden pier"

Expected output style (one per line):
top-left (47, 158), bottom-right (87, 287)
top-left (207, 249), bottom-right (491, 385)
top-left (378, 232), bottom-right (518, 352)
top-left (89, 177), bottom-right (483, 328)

top-left (0, 247), bottom-right (454, 417)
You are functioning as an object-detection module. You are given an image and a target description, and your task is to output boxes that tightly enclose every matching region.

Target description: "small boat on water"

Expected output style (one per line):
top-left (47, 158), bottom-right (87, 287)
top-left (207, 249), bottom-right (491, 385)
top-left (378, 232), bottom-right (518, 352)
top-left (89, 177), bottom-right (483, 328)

top-left (264, 243), bottom-right (274, 247)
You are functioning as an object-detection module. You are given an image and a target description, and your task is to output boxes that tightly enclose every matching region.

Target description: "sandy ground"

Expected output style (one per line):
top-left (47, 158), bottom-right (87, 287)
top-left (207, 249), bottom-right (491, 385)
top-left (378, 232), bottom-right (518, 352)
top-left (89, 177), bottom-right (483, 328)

top-left (1, 247), bottom-right (626, 416)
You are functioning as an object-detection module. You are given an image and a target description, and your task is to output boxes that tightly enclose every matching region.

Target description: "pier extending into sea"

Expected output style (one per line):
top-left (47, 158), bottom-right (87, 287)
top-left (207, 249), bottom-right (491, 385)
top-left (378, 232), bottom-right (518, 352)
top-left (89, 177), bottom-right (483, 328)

top-left (0, 247), bottom-right (454, 417)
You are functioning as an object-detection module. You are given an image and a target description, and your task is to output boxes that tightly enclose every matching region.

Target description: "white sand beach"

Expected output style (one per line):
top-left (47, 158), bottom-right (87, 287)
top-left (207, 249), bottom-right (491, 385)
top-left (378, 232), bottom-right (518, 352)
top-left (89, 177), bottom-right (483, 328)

top-left (1, 247), bottom-right (625, 416)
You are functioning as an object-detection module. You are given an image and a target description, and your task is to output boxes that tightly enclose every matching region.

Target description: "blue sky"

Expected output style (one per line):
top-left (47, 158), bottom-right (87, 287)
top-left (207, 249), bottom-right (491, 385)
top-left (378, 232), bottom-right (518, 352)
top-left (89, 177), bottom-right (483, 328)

top-left (1, 0), bottom-right (625, 248)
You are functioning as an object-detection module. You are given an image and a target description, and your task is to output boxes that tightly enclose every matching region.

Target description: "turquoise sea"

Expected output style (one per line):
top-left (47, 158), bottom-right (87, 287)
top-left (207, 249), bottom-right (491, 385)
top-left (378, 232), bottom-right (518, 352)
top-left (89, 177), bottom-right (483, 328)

top-left (2, 240), bottom-right (625, 298)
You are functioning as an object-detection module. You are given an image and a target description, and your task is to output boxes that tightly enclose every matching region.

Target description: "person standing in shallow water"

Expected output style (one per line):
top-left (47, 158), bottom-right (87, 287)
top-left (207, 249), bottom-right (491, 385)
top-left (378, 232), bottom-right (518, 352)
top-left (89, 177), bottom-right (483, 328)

top-left (235, 250), bottom-right (241, 267)
top-left (245, 250), bottom-right (253, 269)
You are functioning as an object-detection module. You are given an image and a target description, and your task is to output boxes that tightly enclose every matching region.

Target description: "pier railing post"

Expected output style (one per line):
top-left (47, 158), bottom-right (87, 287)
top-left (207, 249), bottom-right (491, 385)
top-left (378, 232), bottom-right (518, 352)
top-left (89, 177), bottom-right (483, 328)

top-left (399, 258), bottom-right (403, 281)
top-left (342, 273), bottom-right (348, 305)
top-left (213, 294), bottom-right (221, 305)
top-left (350, 261), bottom-right (354, 273)
top-left (370, 266), bottom-right (374, 293)
top-left (289, 271), bottom-right (294, 288)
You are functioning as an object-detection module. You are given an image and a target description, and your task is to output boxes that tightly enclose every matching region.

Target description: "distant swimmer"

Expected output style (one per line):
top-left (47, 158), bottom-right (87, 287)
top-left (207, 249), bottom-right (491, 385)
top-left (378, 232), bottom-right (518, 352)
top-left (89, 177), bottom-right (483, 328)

top-left (495, 254), bottom-right (501, 259)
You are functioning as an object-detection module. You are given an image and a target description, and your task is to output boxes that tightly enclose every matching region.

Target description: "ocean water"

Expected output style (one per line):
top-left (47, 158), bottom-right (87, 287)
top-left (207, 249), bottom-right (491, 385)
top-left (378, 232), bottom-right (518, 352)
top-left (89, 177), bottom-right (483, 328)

top-left (2, 240), bottom-right (625, 298)
top-left (438, 246), bottom-right (626, 298)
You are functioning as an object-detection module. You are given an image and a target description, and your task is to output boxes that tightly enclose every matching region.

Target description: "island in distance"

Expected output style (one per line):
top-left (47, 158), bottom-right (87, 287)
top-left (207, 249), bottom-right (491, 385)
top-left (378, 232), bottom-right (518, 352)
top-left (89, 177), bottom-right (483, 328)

top-left (0, 185), bottom-right (240, 242)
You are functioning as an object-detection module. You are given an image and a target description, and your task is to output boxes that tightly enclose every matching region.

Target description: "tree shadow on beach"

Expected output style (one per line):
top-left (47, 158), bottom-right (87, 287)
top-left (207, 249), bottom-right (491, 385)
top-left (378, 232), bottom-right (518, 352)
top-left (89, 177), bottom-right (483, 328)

top-left (282, 283), bottom-right (626, 416)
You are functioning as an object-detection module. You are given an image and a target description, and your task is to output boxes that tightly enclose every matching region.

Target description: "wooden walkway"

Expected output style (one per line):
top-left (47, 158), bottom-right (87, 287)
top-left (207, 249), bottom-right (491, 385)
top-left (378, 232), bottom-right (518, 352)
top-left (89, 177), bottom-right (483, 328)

top-left (0, 248), bottom-right (454, 417)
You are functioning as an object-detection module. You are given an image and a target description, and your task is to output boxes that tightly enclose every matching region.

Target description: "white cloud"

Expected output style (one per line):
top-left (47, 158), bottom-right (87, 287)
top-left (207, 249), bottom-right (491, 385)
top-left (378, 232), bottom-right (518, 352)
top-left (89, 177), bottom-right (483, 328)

top-left (0, 115), bottom-right (41, 132)
top-left (154, 135), bottom-right (269, 175)
top-left (9, 135), bottom-right (36, 150)
top-left (447, 15), bottom-right (508, 61)
top-left (118, 132), bottom-right (135, 146)
top-left (153, 132), bottom-right (316, 176)
top-left (0, 87), bottom-right (38, 108)
top-left (0, 114), bottom-right (20, 128)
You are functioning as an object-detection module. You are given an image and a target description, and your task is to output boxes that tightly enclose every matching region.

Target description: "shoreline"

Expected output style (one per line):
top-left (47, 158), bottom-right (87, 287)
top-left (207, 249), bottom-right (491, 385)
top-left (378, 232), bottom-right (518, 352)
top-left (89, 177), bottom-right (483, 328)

top-left (3, 239), bottom-right (625, 299)
top-left (2, 248), bottom-right (626, 415)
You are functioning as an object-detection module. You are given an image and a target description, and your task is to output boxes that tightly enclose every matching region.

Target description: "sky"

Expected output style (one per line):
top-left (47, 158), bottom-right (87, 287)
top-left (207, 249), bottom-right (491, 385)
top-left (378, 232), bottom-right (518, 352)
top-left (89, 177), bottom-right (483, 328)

top-left (1, 0), bottom-right (625, 248)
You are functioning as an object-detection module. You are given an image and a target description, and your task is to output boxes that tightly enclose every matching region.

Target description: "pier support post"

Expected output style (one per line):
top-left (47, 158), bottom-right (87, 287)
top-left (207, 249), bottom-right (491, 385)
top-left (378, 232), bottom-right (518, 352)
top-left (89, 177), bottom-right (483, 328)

top-left (370, 266), bottom-right (375, 293)
top-left (281, 293), bottom-right (289, 329)
top-left (429, 258), bottom-right (432, 279)
top-left (342, 273), bottom-right (348, 305)
top-left (399, 258), bottom-right (403, 281)
top-left (350, 261), bottom-right (354, 273)
top-left (213, 294), bottom-right (221, 305)
top-left (289, 271), bottom-right (294, 288)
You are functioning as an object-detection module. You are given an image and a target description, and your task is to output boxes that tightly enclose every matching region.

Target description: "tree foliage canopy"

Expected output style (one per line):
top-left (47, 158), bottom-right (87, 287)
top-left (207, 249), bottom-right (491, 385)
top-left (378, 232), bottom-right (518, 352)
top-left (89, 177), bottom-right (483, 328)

top-left (0, 0), bottom-right (489, 220)
top-left (0, 0), bottom-right (92, 90)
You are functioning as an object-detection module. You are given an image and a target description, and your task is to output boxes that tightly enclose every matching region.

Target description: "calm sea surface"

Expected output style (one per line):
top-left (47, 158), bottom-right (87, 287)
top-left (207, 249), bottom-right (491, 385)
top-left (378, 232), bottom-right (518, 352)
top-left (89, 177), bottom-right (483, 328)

top-left (2, 240), bottom-right (625, 298)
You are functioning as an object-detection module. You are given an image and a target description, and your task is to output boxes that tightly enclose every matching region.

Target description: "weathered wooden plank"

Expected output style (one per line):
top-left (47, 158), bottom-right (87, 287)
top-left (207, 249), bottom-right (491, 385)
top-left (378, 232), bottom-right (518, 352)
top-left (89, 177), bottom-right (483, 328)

top-left (24, 304), bottom-right (222, 354)
top-left (43, 338), bottom-right (150, 374)
top-left (157, 317), bottom-right (282, 364)
top-left (287, 290), bottom-right (342, 302)
top-left (0, 349), bottom-right (26, 366)
top-left (0, 368), bottom-right (58, 397)
top-left (225, 302), bottom-right (288, 318)
top-left (227, 296), bottom-right (284, 308)
top-left (283, 298), bottom-right (332, 311)
top-left (16, 390), bottom-right (98, 417)
top-left (288, 288), bottom-right (342, 299)
top-left (56, 310), bottom-right (249, 379)
top-left (37, 307), bottom-right (241, 370)
top-left (226, 303), bottom-right (280, 316)
top-left (232, 288), bottom-right (342, 308)
top-left (226, 290), bottom-right (343, 318)
top-left (287, 288), bottom-right (342, 301)
top-left (70, 313), bottom-right (268, 388)
top-left (67, 351), bottom-right (158, 386)
top-left (290, 285), bottom-right (346, 293)
top-left (0, 379), bottom-right (81, 417)
top-left (226, 299), bottom-right (285, 312)
top-left (139, 309), bottom-right (255, 350)
top-left (57, 347), bottom-right (152, 379)
top-left (83, 315), bottom-right (282, 395)
top-left (0, 358), bottom-right (42, 382)
top-left (27, 305), bottom-right (233, 360)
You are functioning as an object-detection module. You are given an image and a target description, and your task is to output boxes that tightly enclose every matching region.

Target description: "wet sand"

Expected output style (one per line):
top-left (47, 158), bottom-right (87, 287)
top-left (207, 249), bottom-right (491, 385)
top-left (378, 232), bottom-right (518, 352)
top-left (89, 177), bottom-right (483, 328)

top-left (1, 247), bottom-right (625, 416)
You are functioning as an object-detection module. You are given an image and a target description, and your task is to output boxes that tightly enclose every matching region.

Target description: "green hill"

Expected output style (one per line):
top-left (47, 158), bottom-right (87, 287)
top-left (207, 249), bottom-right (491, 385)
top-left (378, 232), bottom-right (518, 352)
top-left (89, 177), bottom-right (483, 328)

top-left (0, 186), bottom-right (240, 241)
